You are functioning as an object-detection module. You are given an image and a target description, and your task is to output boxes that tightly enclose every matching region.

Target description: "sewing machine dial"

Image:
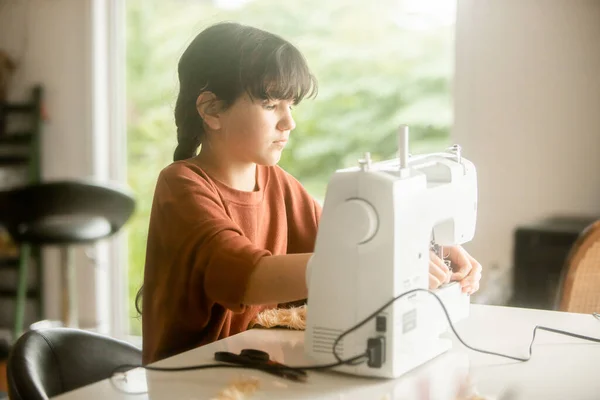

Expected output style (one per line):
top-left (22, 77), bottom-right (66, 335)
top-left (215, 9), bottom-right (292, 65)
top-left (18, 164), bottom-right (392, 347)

top-left (335, 199), bottom-right (378, 244)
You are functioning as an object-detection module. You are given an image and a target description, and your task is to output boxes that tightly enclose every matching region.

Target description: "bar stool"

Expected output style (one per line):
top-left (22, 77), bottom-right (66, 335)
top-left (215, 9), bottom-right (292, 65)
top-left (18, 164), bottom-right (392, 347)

top-left (0, 180), bottom-right (135, 340)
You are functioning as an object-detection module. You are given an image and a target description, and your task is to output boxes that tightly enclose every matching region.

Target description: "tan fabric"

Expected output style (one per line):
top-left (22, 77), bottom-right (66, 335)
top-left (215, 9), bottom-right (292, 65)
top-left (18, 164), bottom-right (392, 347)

top-left (250, 305), bottom-right (306, 330)
top-left (142, 160), bottom-right (321, 364)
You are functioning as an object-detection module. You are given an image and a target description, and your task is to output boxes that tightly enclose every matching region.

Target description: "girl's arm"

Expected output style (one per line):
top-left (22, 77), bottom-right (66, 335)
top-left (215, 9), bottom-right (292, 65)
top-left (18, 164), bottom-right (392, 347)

top-left (242, 253), bottom-right (312, 305)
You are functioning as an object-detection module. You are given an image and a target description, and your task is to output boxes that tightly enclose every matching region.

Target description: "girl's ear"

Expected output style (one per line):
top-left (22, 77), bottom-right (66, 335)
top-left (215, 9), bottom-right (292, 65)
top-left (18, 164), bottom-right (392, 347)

top-left (196, 92), bottom-right (223, 130)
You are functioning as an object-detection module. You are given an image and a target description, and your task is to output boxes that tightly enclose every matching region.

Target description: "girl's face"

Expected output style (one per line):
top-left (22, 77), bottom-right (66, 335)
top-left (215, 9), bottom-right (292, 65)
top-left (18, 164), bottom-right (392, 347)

top-left (217, 93), bottom-right (296, 166)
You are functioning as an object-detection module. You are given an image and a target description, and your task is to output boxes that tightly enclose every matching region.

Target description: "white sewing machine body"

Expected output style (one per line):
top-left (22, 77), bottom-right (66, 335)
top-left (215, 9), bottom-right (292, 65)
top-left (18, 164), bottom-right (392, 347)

top-left (305, 130), bottom-right (478, 379)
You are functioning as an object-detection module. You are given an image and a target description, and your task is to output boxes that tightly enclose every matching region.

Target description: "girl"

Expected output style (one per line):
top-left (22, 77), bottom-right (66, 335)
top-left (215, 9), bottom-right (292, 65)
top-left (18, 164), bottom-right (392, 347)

top-left (139, 22), bottom-right (482, 364)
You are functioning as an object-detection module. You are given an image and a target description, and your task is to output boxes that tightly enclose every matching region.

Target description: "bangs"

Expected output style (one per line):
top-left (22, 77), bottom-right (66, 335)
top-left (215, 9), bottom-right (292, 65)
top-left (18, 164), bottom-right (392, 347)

top-left (241, 42), bottom-right (318, 104)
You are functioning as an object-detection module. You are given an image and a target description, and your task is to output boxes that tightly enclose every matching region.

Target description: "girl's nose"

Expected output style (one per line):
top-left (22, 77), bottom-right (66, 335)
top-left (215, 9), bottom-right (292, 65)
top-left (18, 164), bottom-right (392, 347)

top-left (277, 111), bottom-right (296, 132)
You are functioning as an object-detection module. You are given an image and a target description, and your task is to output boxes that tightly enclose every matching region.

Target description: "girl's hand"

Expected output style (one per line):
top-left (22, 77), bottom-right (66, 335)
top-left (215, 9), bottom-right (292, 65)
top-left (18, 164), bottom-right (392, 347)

top-left (428, 246), bottom-right (483, 295)
top-left (446, 245), bottom-right (483, 295)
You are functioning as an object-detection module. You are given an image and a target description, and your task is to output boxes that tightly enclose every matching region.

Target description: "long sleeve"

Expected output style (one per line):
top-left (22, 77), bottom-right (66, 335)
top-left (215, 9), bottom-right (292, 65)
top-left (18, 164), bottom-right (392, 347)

top-left (154, 166), bottom-right (271, 312)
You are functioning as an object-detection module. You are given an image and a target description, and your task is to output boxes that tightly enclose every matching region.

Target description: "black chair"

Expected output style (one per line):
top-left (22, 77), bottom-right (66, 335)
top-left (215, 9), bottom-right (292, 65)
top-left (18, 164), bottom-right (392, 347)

top-left (7, 328), bottom-right (141, 400)
top-left (0, 180), bottom-right (135, 338)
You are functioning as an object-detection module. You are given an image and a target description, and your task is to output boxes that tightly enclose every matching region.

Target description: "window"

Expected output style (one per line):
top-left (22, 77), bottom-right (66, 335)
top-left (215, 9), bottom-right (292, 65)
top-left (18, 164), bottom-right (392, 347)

top-left (125, 0), bottom-right (456, 335)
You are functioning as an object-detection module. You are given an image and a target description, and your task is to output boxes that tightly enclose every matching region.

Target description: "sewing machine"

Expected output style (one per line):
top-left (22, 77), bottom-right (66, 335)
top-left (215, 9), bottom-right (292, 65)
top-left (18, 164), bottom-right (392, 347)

top-left (305, 125), bottom-right (478, 378)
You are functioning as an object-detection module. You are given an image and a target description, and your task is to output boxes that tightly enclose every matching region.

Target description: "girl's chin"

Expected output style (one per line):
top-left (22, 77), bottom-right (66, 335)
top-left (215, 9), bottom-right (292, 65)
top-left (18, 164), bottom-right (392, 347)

top-left (258, 152), bottom-right (282, 166)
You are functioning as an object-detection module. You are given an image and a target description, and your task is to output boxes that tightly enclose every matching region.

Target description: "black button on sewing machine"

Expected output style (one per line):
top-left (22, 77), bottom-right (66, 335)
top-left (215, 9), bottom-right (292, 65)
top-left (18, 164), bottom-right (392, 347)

top-left (376, 315), bottom-right (387, 332)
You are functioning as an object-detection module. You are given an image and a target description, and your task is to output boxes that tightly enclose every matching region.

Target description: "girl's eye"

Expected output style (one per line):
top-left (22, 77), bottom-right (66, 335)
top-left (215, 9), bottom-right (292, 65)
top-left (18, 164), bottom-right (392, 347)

top-left (262, 101), bottom-right (293, 111)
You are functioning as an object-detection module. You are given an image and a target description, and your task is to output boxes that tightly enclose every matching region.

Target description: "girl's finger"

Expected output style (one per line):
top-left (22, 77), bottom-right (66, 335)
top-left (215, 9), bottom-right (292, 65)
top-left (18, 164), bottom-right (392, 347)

top-left (429, 273), bottom-right (442, 290)
top-left (430, 251), bottom-right (450, 282)
top-left (429, 260), bottom-right (449, 284)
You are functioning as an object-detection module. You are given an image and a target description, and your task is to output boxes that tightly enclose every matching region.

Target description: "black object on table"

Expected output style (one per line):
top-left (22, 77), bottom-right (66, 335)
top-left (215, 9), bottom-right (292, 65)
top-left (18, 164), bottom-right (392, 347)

top-left (215, 349), bottom-right (308, 382)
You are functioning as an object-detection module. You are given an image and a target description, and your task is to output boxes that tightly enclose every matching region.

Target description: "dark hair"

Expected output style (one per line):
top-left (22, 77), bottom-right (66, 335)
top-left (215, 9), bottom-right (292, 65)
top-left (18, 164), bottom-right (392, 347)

top-left (172, 21), bottom-right (318, 162)
top-left (135, 22), bottom-right (317, 316)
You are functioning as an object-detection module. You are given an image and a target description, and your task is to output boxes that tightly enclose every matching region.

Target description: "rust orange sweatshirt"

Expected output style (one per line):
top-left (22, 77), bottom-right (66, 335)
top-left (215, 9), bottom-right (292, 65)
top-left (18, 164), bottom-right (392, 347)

top-left (141, 160), bottom-right (321, 364)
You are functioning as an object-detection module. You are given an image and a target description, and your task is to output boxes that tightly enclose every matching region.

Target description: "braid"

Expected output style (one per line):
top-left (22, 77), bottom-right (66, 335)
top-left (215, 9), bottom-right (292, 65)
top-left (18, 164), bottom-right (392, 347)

top-left (173, 95), bottom-right (204, 162)
top-left (173, 126), bottom-right (202, 161)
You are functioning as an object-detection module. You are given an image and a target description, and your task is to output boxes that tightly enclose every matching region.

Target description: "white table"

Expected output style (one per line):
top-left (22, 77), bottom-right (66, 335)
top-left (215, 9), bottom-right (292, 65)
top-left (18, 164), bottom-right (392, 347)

top-left (54, 305), bottom-right (600, 400)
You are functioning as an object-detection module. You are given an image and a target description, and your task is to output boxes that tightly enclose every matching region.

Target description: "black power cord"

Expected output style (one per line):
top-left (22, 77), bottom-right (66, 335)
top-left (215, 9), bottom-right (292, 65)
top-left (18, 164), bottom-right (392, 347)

top-left (333, 288), bottom-right (600, 363)
top-left (110, 288), bottom-right (600, 394)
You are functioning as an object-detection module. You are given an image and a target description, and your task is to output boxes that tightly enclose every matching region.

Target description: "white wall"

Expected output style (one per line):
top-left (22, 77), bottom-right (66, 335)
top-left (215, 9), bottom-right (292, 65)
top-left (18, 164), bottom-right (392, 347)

top-left (0, 0), bottom-right (109, 331)
top-left (454, 0), bottom-right (600, 303)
